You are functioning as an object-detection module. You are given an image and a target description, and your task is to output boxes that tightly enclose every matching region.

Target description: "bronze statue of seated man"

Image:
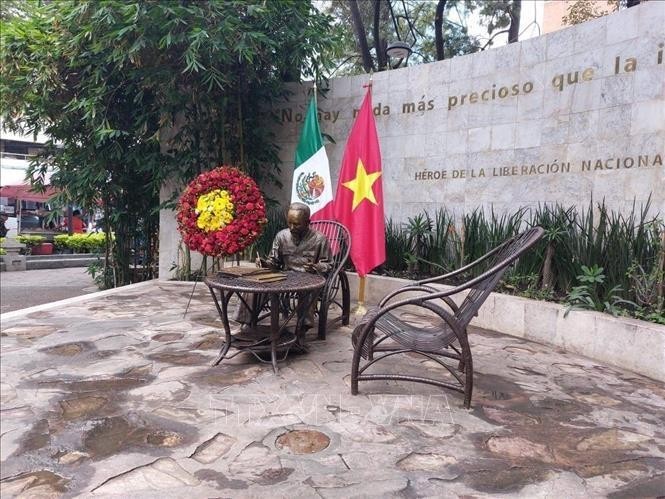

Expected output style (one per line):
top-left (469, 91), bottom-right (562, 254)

top-left (234, 202), bottom-right (332, 329)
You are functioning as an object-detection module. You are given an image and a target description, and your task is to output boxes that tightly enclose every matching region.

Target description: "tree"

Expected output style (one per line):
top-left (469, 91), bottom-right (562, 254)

top-left (508, 0), bottom-right (522, 43)
top-left (349, 0), bottom-right (375, 72)
top-left (435, 0), bottom-right (448, 60)
top-left (1, 0), bottom-right (340, 285)
top-left (478, 0), bottom-right (522, 48)
top-left (326, 0), bottom-right (518, 74)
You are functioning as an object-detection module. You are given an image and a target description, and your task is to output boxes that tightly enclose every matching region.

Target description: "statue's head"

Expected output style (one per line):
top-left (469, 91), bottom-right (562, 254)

top-left (287, 202), bottom-right (311, 240)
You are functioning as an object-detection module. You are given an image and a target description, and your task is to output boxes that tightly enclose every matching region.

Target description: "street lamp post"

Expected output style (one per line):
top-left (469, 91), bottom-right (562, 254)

top-left (386, 41), bottom-right (412, 69)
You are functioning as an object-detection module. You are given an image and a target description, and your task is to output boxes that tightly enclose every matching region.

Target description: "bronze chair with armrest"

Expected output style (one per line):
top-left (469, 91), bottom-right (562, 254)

top-left (350, 226), bottom-right (544, 408)
top-left (309, 220), bottom-right (351, 339)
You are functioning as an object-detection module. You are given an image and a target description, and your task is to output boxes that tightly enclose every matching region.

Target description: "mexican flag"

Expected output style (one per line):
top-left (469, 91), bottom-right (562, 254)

top-left (291, 96), bottom-right (334, 220)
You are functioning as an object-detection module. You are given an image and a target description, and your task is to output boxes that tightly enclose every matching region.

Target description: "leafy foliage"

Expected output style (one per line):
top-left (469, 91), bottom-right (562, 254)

top-left (478, 0), bottom-right (522, 46)
top-left (16, 235), bottom-right (46, 247)
top-left (562, 0), bottom-right (618, 26)
top-left (1, 0), bottom-right (339, 285)
top-left (325, 0), bottom-right (488, 75)
top-left (380, 201), bottom-right (664, 324)
top-left (384, 218), bottom-right (411, 272)
top-left (324, 0), bottom-right (526, 75)
top-left (54, 233), bottom-right (112, 253)
top-left (564, 265), bottom-right (635, 316)
top-left (86, 257), bottom-right (115, 290)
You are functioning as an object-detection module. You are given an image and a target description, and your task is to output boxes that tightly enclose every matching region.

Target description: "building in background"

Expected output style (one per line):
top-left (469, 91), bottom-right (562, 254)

top-left (543, 0), bottom-right (615, 34)
top-left (0, 125), bottom-right (54, 234)
top-left (1, 128), bottom-right (48, 182)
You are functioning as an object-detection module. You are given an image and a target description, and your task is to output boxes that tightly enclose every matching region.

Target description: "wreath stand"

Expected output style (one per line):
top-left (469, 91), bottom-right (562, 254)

top-left (183, 253), bottom-right (242, 317)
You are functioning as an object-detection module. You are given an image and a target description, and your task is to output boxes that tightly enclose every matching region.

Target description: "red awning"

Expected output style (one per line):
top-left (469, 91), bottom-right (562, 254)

top-left (0, 184), bottom-right (58, 202)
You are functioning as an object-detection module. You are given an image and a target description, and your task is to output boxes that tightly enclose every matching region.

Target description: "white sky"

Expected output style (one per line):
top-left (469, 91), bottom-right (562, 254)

top-left (465, 0), bottom-right (545, 47)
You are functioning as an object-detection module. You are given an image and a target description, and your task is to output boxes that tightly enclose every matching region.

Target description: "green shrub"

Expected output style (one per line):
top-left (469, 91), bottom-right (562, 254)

top-left (462, 207), bottom-right (525, 271)
top-left (53, 234), bottom-right (69, 250)
top-left (384, 218), bottom-right (410, 273)
top-left (379, 200), bottom-right (663, 324)
top-left (15, 235), bottom-right (46, 255)
top-left (564, 265), bottom-right (636, 316)
top-left (53, 232), bottom-right (113, 253)
top-left (16, 235), bottom-right (46, 247)
top-left (86, 257), bottom-right (115, 289)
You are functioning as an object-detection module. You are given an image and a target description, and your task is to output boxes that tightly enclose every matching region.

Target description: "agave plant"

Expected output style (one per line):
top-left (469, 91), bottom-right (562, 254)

top-left (384, 217), bottom-right (410, 273)
top-left (462, 207), bottom-right (525, 276)
top-left (521, 204), bottom-right (576, 293)
top-left (378, 199), bottom-right (663, 324)
top-left (405, 213), bottom-right (433, 273)
top-left (425, 208), bottom-right (460, 274)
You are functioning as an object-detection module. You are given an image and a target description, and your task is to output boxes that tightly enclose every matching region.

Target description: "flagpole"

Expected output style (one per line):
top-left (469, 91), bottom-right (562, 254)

top-left (354, 71), bottom-right (373, 318)
top-left (355, 276), bottom-right (367, 317)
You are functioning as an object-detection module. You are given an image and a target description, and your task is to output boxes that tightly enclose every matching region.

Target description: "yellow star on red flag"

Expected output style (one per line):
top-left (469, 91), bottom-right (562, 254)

top-left (333, 85), bottom-right (385, 276)
top-left (342, 159), bottom-right (382, 211)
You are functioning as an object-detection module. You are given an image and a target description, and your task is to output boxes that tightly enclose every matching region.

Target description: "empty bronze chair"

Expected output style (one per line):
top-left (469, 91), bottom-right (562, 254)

top-left (351, 226), bottom-right (544, 408)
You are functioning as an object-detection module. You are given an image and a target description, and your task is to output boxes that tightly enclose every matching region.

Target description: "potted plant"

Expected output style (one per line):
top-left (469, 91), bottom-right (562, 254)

top-left (16, 235), bottom-right (49, 255)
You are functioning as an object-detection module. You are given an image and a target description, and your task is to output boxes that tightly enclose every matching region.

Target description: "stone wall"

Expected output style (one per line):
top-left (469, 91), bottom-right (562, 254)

top-left (160, 2), bottom-right (664, 278)
top-left (271, 2), bottom-right (663, 221)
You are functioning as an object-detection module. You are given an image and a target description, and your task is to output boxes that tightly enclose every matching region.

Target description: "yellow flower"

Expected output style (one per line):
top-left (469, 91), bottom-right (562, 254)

top-left (195, 189), bottom-right (235, 232)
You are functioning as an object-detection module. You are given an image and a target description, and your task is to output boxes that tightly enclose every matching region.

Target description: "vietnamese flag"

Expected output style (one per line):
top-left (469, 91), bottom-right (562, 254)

top-left (334, 85), bottom-right (385, 277)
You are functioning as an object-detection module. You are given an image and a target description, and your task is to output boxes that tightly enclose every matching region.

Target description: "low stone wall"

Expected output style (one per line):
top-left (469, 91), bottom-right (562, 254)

top-left (26, 253), bottom-right (98, 270)
top-left (347, 273), bottom-right (665, 383)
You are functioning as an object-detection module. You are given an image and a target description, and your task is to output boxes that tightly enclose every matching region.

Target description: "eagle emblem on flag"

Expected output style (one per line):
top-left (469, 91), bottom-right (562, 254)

top-left (296, 171), bottom-right (325, 205)
top-left (291, 94), bottom-right (334, 219)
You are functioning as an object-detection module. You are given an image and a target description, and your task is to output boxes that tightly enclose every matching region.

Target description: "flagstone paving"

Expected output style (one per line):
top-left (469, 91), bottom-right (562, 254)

top-left (1, 281), bottom-right (664, 497)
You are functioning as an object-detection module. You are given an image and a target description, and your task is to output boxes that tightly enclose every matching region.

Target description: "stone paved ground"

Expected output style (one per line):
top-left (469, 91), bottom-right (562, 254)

top-left (1, 281), bottom-right (664, 498)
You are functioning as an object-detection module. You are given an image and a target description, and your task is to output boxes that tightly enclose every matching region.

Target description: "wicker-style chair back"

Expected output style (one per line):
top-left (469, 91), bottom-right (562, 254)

top-left (351, 226), bottom-right (544, 408)
top-left (310, 220), bottom-right (351, 339)
top-left (440, 227), bottom-right (545, 329)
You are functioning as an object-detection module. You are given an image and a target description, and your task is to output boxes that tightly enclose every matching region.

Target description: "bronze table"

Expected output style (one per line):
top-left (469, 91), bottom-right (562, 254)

top-left (204, 271), bottom-right (325, 373)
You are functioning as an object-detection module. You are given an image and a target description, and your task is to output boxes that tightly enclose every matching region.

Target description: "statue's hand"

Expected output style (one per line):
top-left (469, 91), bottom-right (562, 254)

top-left (303, 262), bottom-right (318, 274)
top-left (256, 257), bottom-right (272, 268)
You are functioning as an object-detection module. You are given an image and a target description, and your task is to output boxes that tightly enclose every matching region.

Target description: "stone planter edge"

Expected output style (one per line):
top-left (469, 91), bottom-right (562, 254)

top-left (347, 272), bottom-right (665, 383)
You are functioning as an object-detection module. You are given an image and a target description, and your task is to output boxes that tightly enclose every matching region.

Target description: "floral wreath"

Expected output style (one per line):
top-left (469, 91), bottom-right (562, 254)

top-left (177, 166), bottom-right (267, 257)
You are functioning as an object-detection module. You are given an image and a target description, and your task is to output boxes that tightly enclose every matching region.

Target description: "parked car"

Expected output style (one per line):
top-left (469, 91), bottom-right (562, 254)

top-left (19, 214), bottom-right (41, 230)
top-left (4, 214), bottom-right (42, 236)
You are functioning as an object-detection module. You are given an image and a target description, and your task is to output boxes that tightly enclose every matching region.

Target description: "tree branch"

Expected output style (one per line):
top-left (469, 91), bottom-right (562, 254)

top-left (373, 0), bottom-right (387, 71)
top-left (508, 0), bottom-right (521, 44)
top-left (481, 28), bottom-right (510, 50)
top-left (349, 0), bottom-right (374, 73)
top-left (435, 0), bottom-right (447, 60)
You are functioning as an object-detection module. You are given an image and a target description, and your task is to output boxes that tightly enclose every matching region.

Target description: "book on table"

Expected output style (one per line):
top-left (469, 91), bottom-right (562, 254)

top-left (217, 266), bottom-right (286, 282)
top-left (244, 272), bottom-right (287, 283)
